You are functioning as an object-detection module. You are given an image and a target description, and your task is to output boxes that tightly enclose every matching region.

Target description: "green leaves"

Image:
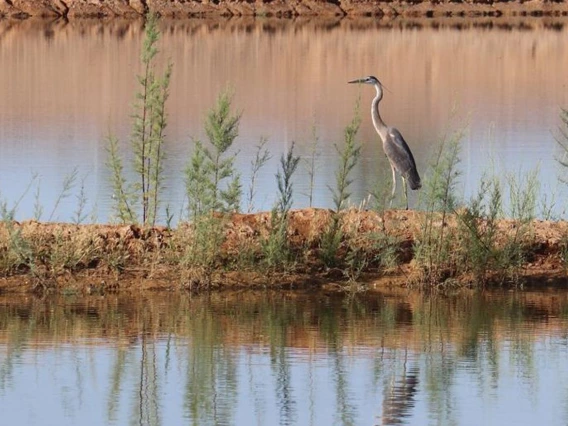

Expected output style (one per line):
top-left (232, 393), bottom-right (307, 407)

top-left (320, 104), bottom-right (362, 268)
top-left (107, 12), bottom-right (172, 227)
top-left (185, 90), bottom-right (242, 219)
top-left (261, 143), bottom-right (300, 270)
top-left (205, 90), bottom-right (241, 155)
top-left (276, 142), bottom-right (300, 216)
top-left (331, 108), bottom-right (362, 213)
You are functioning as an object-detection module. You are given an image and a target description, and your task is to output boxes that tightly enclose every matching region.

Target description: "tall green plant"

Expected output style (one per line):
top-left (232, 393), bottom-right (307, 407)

top-left (246, 136), bottom-right (271, 213)
top-left (415, 128), bottom-right (464, 283)
top-left (179, 91), bottom-right (243, 285)
top-left (106, 135), bottom-right (135, 223)
top-left (185, 140), bottom-right (215, 221)
top-left (49, 167), bottom-right (79, 222)
top-left (454, 168), bottom-right (539, 285)
top-left (320, 106), bottom-right (362, 268)
top-left (302, 124), bottom-right (321, 207)
top-left (499, 168), bottom-right (539, 280)
top-left (455, 175), bottom-right (502, 282)
top-left (185, 90), bottom-right (242, 219)
top-left (330, 106), bottom-right (362, 213)
top-left (73, 173), bottom-right (91, 224)
top-left (205, 90), bottom-right (242, 211)
top-left (275, 142), bottom-right (300, 215)
top-left (262, 142), bottom-right (300, 269)
top-left (0, 201), bottom-right (34, 276)
top-left (106, 13), bottom-right (172, 226)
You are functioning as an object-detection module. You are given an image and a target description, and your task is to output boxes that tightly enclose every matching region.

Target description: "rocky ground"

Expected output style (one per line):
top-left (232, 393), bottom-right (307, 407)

top-left (0, 208), bottom-right (566, 294)
top-left (0, 0), bottom-right (567, 19)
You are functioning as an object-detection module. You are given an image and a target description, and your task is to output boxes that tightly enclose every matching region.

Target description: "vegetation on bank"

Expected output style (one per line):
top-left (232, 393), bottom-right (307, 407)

top-left (0, 14), bottom-right (567, 293)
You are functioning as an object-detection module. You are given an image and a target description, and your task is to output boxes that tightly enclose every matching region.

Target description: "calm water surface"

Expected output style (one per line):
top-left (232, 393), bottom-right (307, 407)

top-left (1, 19), bottom-right (568, 222)
top-left (1, 290), bottom-right (568, 425)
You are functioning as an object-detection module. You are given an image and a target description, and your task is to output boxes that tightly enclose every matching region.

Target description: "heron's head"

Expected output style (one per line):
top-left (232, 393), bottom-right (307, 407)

top-left (348, 76), bottom-right (380, 85)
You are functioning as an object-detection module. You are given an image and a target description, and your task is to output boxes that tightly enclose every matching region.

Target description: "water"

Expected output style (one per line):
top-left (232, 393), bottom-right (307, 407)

top-left (0, 18), bottom-right (568, 223)
top-left (1, 290), bottom-right (568, 425)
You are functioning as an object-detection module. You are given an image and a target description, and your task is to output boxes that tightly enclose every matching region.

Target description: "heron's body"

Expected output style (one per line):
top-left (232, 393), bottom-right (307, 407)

top-left (349, 75), bottom-right (421, 209)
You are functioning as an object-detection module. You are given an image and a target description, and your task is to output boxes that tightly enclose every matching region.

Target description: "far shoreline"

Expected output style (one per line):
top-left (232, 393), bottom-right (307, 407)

top-left (1, 0), bottom-right (568, 21)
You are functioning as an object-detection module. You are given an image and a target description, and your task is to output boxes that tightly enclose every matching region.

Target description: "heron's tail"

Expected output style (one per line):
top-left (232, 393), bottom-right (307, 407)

top-left (405, 168), bottom-right (422, 190)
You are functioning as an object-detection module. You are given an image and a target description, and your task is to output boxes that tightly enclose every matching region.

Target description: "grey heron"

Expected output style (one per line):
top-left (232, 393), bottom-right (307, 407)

top-left (348, 76), bottom-right (421, 209)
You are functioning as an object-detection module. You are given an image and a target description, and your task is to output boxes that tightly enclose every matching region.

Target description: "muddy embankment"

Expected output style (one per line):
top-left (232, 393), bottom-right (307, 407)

top-left (0, 208), bottom-right (566, 294)
top-left (1, 0), bottom-right (568, 20)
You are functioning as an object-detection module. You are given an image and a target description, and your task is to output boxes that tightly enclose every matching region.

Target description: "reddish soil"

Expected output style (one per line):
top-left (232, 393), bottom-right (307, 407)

top-left (0, 0), bottom-right (567, 19)
top-left (0, 208), bottom-right (565, 294)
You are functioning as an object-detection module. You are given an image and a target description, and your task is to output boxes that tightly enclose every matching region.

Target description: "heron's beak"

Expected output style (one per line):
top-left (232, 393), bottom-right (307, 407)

top-left (348, 78), bottom-right (365, 84)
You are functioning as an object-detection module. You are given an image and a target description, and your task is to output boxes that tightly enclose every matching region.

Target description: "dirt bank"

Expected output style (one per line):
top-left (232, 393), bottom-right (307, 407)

top-left (0, 208), bottom-right (566, 294)
top-left (1, 0), bottom-right (568, 20)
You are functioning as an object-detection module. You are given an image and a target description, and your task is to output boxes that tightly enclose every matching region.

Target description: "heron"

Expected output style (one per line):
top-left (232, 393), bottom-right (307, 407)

top-left (348, 76), bottom-right (421, 210)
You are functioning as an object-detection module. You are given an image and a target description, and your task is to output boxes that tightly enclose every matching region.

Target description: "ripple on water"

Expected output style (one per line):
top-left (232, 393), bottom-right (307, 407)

top-left (0, 290), bottom-right (568, 425)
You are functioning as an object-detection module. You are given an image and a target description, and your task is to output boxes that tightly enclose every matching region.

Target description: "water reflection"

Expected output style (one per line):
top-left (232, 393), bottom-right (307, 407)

top-left (1, 290), bottom-right (568, 425)
top-left (0, 19), bottom-right (568, 222)
top-left (381, 357), bottom-right (419, 425)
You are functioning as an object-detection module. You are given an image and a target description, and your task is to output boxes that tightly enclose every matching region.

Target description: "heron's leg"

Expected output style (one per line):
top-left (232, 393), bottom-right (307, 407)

top-left (390, 163), bottom-right (397, 207)
top-left (402, 177), bottom-right (409, 210)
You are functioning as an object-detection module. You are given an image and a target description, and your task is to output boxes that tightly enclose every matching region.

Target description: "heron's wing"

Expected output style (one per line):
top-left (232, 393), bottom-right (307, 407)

top-left (384, 127), bottom-right (422, 189)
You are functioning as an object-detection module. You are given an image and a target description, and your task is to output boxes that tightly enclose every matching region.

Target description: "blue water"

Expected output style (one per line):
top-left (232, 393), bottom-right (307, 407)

top-left (1, 291), bottom-right (567, 425)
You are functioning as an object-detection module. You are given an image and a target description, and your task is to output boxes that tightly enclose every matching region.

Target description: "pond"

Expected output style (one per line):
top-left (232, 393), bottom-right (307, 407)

top-left (1, 18), bottom-right (568, 223)
top-left (1, 290), bottom-right (568, 425)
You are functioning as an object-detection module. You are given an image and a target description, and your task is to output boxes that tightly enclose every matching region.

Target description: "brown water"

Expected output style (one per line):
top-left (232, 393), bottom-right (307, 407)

top-left (0, 19), bottom-right (567, 222)
top-left (1, 290), bottom-right (568, 425)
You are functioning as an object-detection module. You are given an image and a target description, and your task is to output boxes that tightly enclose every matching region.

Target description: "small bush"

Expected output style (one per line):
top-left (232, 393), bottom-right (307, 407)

top-left (415, 128), bottom-right (464, 284)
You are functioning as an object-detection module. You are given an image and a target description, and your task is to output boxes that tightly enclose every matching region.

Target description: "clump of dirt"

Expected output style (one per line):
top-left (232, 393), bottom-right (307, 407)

top-left (0, 208), bottom-right (565, 294)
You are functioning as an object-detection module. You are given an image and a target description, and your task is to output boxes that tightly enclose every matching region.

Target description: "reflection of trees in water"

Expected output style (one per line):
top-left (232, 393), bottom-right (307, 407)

top-left (107, 346), bottom-right (130, 423)
top-left (377, 347), bottom-right (419, 426)
top-left (331, 348), bottom-right (357, 426)
top-left (133, 334), bottom-right (161, 426)
top-left (1, 291), bottom-right (568, 425)
top-left (271, 345), bottom-right (297, 426)
top-left (381, 362), bottom-right (419, 425)
top-left (182, 310), bottom-right (238, 426)
top-left (106, 324), bottom-right (163, 426)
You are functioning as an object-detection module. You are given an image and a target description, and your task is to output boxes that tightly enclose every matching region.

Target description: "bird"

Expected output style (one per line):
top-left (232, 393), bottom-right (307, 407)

top-left (348, 76), bottom-right (421, 210)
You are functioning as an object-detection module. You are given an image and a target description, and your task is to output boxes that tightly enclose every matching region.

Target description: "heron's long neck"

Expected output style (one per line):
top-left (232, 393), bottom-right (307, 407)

top-left (371, 84), bottom-right (387, 141)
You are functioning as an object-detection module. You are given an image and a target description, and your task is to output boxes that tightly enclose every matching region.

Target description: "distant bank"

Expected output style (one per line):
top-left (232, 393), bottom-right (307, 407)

top-left (1, 0), bottom-right (568, 20)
